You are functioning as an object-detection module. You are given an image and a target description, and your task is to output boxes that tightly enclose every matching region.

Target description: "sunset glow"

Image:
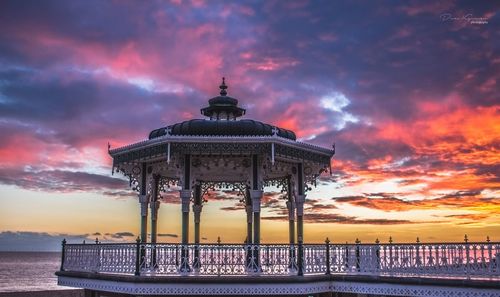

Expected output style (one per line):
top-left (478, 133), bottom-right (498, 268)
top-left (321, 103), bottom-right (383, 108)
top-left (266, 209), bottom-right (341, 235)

top-left (0, 1), bottom-right (498, 250)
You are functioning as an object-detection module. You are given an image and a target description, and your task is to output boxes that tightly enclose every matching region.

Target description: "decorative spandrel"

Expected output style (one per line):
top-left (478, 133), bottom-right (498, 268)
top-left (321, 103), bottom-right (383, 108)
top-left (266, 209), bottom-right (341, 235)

top-left (171, 142), bottom-right (271, 156)
top-left (262, 158), bottom-right (327, 193)
top-left (191, 156), bottom-right (252, 183)
top-left (114, 163), bottom-right (142, 193)
top-left (158, 176), bottom-right (180, 192)
top-left (199, 181), bottom-right (248, 202)
top-left (263, 177), bottom-right (289, 194)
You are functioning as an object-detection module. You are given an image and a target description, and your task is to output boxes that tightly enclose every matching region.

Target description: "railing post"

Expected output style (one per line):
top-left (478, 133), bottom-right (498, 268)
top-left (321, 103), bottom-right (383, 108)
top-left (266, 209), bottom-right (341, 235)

top-left (325, 238), bottom-right (331, 275)
top-left (244, 238), bottom-right (250, 269)
top-left (297, 236), bottom-right (304, 276)
top-left (375, 238), bottom-right (380, 272)
top-left (345, 241), bottom-right (349, 271)
top-left (217, 237), bottom-right (221, 276)
top-left (415, 237), bottom-right (421, 272)
top-left (389, 236), bottom-right (393, 270)
top-left (193, 243), bottom-right (200, 271)
top-left (180, 244), bottom-right (191, 274)
top-left (265, 244), bottom-right (270, 266)
top-left (94, 237), bottom-right (100, 272)
top-left (464, 234), bottom-right (470, 277)
top-left (355, 238), bottom-right (361, 272)
top-left (135, 237), bottom-right (141, 276)
top-left (175, 245), bottom-right (179, 266)
top-left (60, 239), bottom-right (66, 271)
top-left (487, 236), bottom-right (493, 273)
top-left (288, 241), bottom-right (296, 271)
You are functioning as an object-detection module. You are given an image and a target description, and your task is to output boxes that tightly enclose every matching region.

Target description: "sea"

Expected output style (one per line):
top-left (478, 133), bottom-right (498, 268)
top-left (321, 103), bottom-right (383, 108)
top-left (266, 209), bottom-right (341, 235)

top-left (0, 252), bottom-right (65, 292)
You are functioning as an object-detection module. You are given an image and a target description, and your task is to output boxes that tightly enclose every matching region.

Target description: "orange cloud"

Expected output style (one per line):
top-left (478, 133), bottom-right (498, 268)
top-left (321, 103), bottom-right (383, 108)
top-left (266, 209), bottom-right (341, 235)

top-left (334, 192), bottom-right (500, 214)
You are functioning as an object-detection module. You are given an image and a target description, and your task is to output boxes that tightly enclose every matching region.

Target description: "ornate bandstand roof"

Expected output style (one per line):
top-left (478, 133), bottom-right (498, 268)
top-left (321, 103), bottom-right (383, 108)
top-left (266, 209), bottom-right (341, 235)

top-left (109, 78), bottom-right (334, 186)
top-left (149, 119), bottom-right (296, 140)
top-left (149, 78), bottom-right (295, 140)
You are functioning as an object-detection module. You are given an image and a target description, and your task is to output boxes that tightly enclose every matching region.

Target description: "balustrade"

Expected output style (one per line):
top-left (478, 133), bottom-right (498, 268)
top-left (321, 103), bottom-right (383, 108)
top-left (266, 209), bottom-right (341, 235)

top-left (60, 240), bottom-right (499, 279)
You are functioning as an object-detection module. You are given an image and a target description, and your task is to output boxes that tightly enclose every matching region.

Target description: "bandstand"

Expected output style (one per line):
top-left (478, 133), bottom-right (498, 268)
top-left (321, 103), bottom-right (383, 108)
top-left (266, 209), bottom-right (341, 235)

top-left (57, 79), bottom-right (500, 297)
top-left (112, 77), bottom-right (333, 275)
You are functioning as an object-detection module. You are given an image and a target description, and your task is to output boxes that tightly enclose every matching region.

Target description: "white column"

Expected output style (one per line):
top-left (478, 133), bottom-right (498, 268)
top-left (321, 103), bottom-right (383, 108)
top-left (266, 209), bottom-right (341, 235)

top-left (180, 189), bottom-right (192, 245)
top-left (250, 190), bottom-right (263, 245)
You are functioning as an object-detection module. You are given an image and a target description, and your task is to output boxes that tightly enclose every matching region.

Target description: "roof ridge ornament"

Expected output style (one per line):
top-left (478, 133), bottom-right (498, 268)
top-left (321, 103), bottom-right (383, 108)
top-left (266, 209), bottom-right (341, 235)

top-left (272, 127), bottom-right (278, 136)
top-left (219, 77), bottom-right (228, 96)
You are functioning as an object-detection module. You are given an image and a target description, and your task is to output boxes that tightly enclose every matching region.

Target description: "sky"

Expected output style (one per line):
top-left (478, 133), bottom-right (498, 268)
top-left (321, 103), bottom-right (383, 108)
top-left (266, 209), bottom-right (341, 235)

top-left (0, 0), bottom-right (498, 251)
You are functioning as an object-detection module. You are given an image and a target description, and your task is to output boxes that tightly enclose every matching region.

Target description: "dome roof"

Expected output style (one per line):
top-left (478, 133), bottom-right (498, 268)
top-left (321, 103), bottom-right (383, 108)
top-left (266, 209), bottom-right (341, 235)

top-left (148, 78), bottom-right (296, 141)
top-left (149, 119), bottom-right (296, 140)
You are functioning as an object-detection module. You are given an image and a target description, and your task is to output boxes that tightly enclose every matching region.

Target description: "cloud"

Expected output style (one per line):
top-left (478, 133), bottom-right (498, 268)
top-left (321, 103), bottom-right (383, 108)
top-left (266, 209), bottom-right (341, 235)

top-left (442, 213), bottom-right (489, 221)
top-left (158, 233), bottom-right (178, 238)
top-left (333, 191), bottom-right (500, 215)
top-left (220, 206), bottom-right (245, 211)
top-left (109, 232), bottom-right (135, 239)
top-left (0, 167), bottom-right (128, 195)
top-left (262, 213), bottom-right (418, 225)
top-left (0, 231), bottom-right (89, 251)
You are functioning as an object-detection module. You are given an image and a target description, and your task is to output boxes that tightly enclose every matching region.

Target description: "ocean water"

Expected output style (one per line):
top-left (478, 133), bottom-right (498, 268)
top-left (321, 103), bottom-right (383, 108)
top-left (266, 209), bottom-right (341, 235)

top-left (0, 252), bottom-right (65, 292)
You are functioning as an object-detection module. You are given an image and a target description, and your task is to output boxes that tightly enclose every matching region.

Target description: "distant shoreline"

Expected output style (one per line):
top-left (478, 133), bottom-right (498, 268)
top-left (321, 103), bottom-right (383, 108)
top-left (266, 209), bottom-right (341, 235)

top-left (0, 251), bottom-right (61, 253)
top-left (0, 289), bottom-right (83, 297)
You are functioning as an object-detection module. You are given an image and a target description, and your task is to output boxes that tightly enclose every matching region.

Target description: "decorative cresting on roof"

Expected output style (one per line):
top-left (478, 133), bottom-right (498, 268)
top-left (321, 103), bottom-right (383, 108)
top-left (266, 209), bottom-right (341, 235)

top-left (148, 78), bottom-right (297, 140)
top-left (200, 77), bottom-right (246, 120)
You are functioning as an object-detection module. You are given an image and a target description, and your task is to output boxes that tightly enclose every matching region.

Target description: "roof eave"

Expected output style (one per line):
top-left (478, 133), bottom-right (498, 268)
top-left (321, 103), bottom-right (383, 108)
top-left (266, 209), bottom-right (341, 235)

top-left (109, 135), bottom-right (334, 158)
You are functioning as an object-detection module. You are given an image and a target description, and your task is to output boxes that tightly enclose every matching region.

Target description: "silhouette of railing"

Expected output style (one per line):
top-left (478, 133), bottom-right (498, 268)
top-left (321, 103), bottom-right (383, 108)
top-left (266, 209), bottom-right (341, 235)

top-left (60, 239), bottom-right (500, 279)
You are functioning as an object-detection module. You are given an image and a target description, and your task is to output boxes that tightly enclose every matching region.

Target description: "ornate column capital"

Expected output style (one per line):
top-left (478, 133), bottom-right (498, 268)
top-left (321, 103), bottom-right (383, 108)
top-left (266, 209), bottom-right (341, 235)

top-left (180, 190), bottom-right (192, 213)
top-left (250, 190), bottom-right (263, 212)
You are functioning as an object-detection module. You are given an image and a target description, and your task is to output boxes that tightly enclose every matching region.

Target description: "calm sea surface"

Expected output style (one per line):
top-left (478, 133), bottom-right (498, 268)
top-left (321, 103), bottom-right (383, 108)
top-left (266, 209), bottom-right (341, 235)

top-left (0, 252), bottom-right (65, 292)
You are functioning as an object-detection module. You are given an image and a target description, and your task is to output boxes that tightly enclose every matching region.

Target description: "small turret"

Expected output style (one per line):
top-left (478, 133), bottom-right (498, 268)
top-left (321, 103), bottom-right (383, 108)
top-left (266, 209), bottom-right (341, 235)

top-left (200, 77), bottom-right (246, 120)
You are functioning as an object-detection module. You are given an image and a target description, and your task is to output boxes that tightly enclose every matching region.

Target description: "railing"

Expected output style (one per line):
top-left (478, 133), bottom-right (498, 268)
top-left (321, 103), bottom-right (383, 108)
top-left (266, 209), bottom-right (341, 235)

top-left (60, 239), bottom-right (500, 279)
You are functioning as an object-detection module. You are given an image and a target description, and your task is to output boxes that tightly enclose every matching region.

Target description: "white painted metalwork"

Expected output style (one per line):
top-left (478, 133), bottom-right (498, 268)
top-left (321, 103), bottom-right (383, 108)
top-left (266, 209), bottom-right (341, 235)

top-left (63, 243), bottom-right (137, 274)
top-left (58, 276), bottom-right (500, 297)
top-left (61, 241), bottom-right (499, 279)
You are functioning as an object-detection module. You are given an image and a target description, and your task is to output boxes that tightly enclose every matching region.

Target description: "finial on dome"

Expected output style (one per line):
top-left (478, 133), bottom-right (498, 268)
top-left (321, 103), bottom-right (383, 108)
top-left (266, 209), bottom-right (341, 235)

top-left (219, 77), bottom-right (228, 96)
